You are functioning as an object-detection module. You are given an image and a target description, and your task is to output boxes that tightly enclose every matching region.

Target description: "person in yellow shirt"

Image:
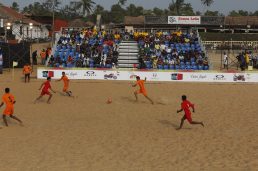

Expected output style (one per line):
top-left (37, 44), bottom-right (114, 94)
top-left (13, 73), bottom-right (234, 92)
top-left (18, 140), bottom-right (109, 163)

top-left (245, 52), bottom-right (250, 66)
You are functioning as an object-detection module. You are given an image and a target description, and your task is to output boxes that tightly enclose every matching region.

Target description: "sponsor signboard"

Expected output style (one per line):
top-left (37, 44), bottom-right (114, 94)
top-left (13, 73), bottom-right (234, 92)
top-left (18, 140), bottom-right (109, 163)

top-left (168, 16), bottom-right (201, 25)
top-left (37, 68), bottom-right (258, 83)
top-left (171, 73), bottom-right (183, 80)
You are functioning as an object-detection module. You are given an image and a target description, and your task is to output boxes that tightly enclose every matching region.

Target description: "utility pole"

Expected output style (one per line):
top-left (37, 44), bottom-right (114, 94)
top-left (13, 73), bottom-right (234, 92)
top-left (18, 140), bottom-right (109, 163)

top-left (51, 0), bottom-right (55, 47)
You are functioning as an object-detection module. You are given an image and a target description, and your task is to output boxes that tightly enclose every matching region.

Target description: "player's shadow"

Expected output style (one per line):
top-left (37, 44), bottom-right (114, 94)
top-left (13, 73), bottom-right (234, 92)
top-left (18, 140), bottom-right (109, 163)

top-left (158, 120), bottom-right (178, 128)
top-left (120, 96), bottom-right (148, 104)
top-left (159, 120), bottom-right (192, 130)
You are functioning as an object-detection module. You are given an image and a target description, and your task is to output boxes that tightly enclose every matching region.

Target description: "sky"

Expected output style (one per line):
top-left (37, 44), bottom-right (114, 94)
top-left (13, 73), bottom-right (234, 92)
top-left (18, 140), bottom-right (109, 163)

top-left (1, 0), bottom-right (258, 15)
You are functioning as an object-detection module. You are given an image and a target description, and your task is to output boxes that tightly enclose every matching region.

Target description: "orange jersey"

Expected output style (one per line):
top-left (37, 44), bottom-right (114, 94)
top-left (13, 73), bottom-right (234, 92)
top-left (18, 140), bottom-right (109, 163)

top-left (23, 65), bottom-right (31, 74)
top-left (61, 75), bottom-right (69, 87)
top-left (2, 93), bottom-right (15, 108)
top-left (2, 93), bottom-right (15, 115)
top-left (137, 80), bottom-right (146, 92)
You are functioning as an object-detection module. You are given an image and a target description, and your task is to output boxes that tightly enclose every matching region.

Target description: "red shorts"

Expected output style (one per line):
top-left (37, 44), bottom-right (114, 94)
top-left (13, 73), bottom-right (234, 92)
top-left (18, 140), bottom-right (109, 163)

top-left (184, 113), bottom-right (192, 123)
top-left (41, 90), bottom-right (51, 96)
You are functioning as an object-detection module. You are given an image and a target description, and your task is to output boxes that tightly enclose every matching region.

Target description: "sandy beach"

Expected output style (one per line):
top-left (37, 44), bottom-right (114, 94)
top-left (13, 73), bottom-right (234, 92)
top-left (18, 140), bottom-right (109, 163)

top-left (0, 69), bottom-right (257, 171)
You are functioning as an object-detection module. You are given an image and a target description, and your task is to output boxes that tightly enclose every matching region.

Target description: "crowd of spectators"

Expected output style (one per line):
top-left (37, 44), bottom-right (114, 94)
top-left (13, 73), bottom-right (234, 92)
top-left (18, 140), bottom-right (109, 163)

top-left (135, 30), bottom-right (209, 70)
top-left (48, 28), bottom-right (121, 68)
top-left (236, 51), bottom-right (258, 71)
top-left (48, 28), bottom-right (209, 70)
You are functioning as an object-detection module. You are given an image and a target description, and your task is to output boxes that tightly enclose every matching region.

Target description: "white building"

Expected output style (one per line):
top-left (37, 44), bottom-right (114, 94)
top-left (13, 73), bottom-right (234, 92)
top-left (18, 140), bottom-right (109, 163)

top-left (0, 5), bottom-right (49, 42)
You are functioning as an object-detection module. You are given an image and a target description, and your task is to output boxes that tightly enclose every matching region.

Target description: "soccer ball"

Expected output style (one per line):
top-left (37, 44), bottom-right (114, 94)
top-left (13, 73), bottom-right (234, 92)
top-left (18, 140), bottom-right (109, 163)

top-left (107, 98), bottom-right (112, 104)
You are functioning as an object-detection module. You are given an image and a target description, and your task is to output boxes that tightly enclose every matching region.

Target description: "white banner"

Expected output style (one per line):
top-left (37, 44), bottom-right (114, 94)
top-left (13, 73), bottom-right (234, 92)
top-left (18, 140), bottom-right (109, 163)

top-left (37, 68), bottom-right (258, 83)
top-left (168, 16), bottom-right (201, 25)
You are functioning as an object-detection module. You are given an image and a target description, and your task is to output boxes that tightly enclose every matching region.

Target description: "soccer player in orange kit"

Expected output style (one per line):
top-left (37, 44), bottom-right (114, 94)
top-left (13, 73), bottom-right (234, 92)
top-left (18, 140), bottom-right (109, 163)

top-left (23, 63), bottom-right (32, 83)
top-left (0, 88), bottom-right (23, 127)
top-left (132, 76), bottom-right (154, 104)
top-left (56, 72), bottom-right (72, 97)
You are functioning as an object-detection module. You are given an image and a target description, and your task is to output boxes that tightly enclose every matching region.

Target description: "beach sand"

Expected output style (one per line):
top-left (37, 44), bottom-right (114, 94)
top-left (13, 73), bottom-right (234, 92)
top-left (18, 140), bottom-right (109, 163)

top-left (0, 69), bottom-right (257, 171)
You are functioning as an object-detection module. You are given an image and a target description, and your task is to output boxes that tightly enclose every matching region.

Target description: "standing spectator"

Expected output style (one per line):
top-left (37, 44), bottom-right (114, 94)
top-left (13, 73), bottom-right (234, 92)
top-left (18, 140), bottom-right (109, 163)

top-left (255, 54), bottom-right (258, 68)
top-left (223, 52), bottom-right (228, 69)
top-left (245, 52), bottom-right (250, 68)
top-left (32, 50), bottom-right (38, 65)
top-left (40, 49), bottom-right (47, 65)
top-left (240, 53), bottom-right (246, 71)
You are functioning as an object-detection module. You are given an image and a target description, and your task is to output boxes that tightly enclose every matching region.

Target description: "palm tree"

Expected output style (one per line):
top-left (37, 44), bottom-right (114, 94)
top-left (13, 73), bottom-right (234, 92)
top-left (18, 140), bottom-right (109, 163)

top-left (201, 0), bottom-right (214, 7)
top-left (201, 0), bottom-right (214, 14)
top-left (75, 0), bottom-right (96, 17)
top-left (118, 0), bottom-right (127, 6)
top-left (169, 0), bottom-right (185, 15)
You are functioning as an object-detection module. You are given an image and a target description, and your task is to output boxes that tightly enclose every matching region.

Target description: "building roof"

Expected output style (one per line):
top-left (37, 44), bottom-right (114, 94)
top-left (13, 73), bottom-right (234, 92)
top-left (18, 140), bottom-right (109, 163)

top-left (225, 16), bottom-right (258, 26)
top-left (124, 16), bottom-right (144, 25)
top-left (68, 19), bottom-right (95, 27)
top-left (0, 5), bottom-right (40, 25)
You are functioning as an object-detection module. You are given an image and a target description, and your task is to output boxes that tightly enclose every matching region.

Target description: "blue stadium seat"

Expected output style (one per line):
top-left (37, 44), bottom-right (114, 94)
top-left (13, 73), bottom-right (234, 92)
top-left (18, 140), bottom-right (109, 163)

top-left (191, 58), bottom-right (195, 63)
top-left (147, 64), bottom-right (152, 69)
top-left (180, 65), bottom-right (186, 70)
top-left (55, 63), bottom-right (60, 67)
top-left (175, 65), bottom-right (180, 70)
top-left (186, 65), bottom-right (191, 70)
top-left (106, 64), bottom-right (112, 68)
top-left (163, 65), bottom-right (169, 70)
top-left (158, 65), bottom-right (163, 70)
top-left (170, 65), bottom-right (175, 70)
top-left (198, 65), bottom-right (204, 70)
top-left (204, 65), bottom-right (209, 70)
top-left (89, 64), bottom-right (94, 68)
top-left (192, 65), bottom-right (197, 70)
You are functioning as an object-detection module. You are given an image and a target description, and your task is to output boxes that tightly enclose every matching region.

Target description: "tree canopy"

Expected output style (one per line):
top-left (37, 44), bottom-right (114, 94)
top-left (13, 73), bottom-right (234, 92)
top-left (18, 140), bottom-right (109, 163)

top-left (8, 0), bottom-right (256, 24)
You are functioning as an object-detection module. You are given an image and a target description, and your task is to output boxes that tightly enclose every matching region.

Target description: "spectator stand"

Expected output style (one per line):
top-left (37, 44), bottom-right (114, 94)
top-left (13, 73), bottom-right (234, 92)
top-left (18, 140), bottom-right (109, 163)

top-left (48, 27), bottom-right (121, 69)
top-left (48, 28), bottom-right (210, 71)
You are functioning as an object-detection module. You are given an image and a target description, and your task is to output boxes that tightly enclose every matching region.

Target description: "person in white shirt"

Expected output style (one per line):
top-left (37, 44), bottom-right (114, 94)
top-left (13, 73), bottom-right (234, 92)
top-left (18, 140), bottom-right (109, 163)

top-left (224, 52), bottom-right (228, 69)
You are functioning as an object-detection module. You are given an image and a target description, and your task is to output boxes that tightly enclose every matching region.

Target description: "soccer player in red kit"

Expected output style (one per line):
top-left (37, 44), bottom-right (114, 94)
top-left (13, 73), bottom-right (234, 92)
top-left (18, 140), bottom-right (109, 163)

top-left (176, 95), bottom-right (204, 130)
top-left (34, 77), bottom-right (56, 104)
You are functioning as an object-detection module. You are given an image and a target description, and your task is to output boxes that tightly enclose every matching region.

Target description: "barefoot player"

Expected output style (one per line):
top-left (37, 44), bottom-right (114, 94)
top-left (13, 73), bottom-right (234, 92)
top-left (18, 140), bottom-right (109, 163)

top-left (176, 95), bottom-right (204, 130)
top-left (0, 88), bottom-right (23, 127)
top-left (35, 77), bottom-right (56, 104)
top-left (23, 63), bottom-right (32, 83)
top-left (132, 76), bottom-right (154, 104)
top-left (56, 72), bottom-right (72, 96)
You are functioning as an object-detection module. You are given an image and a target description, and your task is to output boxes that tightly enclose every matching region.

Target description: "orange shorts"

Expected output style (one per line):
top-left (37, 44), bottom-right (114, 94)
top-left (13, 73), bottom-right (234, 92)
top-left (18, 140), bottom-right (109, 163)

top-left (136, 90), bottom-right (147, 96)
top-left (3, 107), bottom-right (14, 115)
top-left (63, 86), bottom-right (68, 92)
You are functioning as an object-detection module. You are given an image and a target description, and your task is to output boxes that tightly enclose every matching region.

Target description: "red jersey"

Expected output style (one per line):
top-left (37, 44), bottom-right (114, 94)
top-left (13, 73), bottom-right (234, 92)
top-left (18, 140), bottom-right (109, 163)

top-left (42, 81), bottom-right (51, 92)
top-left (181, 100), bottom-right (194, 114)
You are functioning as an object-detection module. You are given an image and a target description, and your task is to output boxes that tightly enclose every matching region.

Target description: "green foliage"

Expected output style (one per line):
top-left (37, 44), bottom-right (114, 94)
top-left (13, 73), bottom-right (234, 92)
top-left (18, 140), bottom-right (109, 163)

top-left (229, 10), bottom-right (253, 16)
top-left (11, 2), bottom-right (19, 12)
top-left (168, 0), bottom-right (194, 15)
top-left (200, 0), bottom-right (214, 7)
top-left (204, 10), bottom-right (223, 16)
top-left (20, 0), bottom-right (258, 24)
